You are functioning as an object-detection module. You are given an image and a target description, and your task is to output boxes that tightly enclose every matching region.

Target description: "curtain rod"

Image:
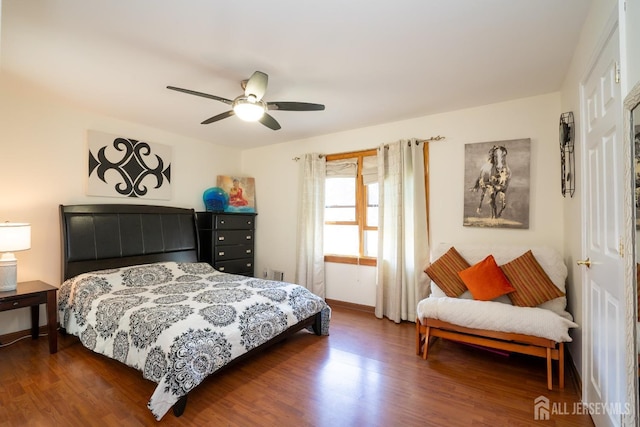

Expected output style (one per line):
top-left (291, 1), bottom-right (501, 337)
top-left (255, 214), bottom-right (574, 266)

top-left (292, 155), bottom-right (323, 161)
top-left (420, 135), bottom-right (446, 142)
top-left (292, 136), bottom-right (445, 160)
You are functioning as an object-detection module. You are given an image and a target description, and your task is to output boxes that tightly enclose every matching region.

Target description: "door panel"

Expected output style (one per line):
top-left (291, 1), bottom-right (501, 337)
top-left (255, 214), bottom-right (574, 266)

top-left (582, 26), bottom-right (624, 427)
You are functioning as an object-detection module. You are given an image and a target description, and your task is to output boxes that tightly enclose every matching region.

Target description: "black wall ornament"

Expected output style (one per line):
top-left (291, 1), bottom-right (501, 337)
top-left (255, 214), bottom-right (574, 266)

top-left (87, 130), bottom-right (172, 200)
top-left (559, 112), bottom-right (575, 197)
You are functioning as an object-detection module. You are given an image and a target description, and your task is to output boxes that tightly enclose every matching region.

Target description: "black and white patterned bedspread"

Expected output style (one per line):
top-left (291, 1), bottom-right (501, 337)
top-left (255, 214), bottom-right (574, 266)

top-left (58, 261), bottom-right (330, 420)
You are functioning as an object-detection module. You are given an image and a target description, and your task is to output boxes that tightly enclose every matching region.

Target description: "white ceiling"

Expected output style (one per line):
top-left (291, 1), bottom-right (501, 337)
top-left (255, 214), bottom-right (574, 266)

top-left (1, 0), bottom-right (591, 149)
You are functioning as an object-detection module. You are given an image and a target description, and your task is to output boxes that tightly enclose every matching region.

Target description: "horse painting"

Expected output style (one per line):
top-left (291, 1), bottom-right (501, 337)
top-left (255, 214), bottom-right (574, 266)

top-left (470, 145), bottom-right (511, 219)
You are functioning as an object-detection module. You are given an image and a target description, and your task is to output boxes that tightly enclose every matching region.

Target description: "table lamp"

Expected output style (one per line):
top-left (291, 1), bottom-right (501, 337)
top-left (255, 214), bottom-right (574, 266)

top-left (0, 223), bottom-right (31, 291)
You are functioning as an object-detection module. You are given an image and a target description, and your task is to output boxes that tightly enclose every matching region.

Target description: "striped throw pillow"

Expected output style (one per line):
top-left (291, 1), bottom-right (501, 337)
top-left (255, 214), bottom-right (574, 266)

top-left (500, 250), bottom-right (565, 307)
top-left (424, 246), bottom-right (470, 297)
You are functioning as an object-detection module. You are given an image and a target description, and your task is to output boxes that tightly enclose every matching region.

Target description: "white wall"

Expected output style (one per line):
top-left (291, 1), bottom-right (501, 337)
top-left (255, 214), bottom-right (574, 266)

top-left (0, 74), bottom-right (243, 336)
top-left (242, 92), bottom-right (564, 307)
top-left (0, 70), bottom-right (581, 361)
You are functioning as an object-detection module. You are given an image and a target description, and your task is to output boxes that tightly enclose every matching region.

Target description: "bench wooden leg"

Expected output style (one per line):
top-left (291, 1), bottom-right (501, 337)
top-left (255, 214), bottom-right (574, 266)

top-left (546, 347), bottom-right (553, 390)
top-left (559, 343), bottom-right (565, 389)
top-left (423, 326), bottom-right (431, 360)
top-left (415, 319), bottom-right (563, 392)
top-left (415, 319), bottom-right (422, 356)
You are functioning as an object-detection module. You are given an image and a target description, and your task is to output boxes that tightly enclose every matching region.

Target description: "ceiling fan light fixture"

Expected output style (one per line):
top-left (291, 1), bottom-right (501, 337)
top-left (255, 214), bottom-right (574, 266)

top-left (167, 71), bottom-right (323, 130)
top-left (232, 96), bottom-right (266, 122)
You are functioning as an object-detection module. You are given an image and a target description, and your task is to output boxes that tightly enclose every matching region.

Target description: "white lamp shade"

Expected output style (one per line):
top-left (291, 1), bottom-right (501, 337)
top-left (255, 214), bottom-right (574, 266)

top-left (233, 98), bottom-right (266, 122)
top-left (0, 223), bottom-right (31, 252)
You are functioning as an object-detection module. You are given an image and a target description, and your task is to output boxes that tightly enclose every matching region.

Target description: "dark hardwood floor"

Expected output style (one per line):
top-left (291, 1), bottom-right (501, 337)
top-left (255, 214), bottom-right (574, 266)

top-left (0, 306), bottom-right (593, 426)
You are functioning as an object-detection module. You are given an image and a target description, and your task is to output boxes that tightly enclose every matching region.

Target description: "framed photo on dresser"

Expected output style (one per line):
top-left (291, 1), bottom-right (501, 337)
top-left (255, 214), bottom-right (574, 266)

top-left (217, 175), bottom-right (256, 213)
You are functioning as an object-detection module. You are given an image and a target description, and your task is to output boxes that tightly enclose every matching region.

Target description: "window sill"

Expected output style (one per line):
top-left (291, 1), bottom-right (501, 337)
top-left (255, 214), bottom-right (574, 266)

top-left (324, 255), bottom-right (377, 267)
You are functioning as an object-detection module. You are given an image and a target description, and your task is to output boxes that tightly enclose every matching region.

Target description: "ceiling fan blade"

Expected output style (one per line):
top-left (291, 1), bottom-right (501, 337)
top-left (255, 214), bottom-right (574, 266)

top-left (267, 102), bottom-right (325, 111)
top-left (244, 71), bottom-right (268, 101)
top-left (167, 86), bottom-right (233, 105)
top-left (201, 110), bottom-right (235, 124)
top-left (259, 113), bottom-right (281, 130)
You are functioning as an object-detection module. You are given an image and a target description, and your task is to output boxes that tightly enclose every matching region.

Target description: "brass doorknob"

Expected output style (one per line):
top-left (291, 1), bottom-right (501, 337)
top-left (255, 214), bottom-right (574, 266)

top-left (576, 257), bottom-right (591, 268)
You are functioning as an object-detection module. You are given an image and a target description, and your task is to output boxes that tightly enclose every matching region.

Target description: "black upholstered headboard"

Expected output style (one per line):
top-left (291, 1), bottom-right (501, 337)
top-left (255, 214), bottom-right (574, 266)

top-left (60, 204), bottom-right (199, 281)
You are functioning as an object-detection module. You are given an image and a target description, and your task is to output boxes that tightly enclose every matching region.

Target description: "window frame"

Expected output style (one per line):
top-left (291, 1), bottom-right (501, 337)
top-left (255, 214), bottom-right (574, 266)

top-left (323, 144), bottom-right (430, 267)
top-left (324, 149), bottom-right (378, 266)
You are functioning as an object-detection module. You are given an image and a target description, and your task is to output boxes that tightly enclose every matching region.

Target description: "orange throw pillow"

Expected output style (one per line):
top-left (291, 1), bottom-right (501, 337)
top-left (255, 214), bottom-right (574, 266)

top-left (458, 255), bottom-right (516, 301)
top-left (424, 247), bottom-right (470, 297)
top-left (500, 250), bottom-right (565, 307)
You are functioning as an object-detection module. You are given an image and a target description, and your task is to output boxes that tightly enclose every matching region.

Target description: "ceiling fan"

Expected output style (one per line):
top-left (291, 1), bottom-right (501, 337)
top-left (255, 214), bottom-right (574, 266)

top-left (167, 71), bottom-right (325, 130)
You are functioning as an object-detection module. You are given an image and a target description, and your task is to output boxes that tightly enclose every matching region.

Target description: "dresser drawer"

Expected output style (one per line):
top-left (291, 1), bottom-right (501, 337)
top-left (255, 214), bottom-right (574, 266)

top-left (214, 259), bottom-right (254, 275)
top-left (214, 245), bottom-right (254, 261)
top-left (215, 214), bottom-right (255, 230)
top-left (0, 294), bottom-right (46, 312)
top-left (214, 230), bottom-right (253, 245)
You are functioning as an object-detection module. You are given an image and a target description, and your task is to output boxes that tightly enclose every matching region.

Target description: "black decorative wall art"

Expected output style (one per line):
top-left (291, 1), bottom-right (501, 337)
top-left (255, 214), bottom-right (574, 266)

top-left (559, 112), bottom-right (575, 197)
top-left (87, 130), bottom-right (172, 199)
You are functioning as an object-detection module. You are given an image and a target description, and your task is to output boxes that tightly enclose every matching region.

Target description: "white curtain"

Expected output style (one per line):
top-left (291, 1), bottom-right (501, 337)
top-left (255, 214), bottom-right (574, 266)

top-left (375, 139), bottom-right (430, 322)
top-left (295, 153), bottom-right (326, 298)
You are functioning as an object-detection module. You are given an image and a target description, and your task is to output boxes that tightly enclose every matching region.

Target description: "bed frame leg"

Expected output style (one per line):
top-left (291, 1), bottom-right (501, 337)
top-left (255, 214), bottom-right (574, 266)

top-left (312, 312), bottom-right (323, 336)
top-left (173, 395), bottom-right (188, 417)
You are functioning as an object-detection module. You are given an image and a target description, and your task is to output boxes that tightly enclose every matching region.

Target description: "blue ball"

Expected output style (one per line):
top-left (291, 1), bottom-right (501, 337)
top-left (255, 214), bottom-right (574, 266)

top-left (203, 187), bottom-right (229, 212)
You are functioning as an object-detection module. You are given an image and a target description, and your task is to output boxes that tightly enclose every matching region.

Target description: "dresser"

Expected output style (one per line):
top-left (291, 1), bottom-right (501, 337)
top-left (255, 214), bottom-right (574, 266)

top-left (196, 212), bottom-right (256, 276)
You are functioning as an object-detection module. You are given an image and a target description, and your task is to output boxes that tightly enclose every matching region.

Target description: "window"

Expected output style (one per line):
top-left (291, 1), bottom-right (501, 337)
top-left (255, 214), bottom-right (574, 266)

top-left (324, 149), bottom-right (378, 266)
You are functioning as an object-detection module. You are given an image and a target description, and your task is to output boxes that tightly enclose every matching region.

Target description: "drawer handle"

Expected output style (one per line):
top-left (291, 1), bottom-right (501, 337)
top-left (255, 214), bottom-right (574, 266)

top-left (247, 263), bottom-right (252, 267)
top-left (13, 301), bottom-right (19, 306)
top-left (220, 220), bottom-right (225, 224)
top-left (246, 236), bottom-right (252, 240)
top-left (247, 221), bottom-right (252, 225)
top-left (218, 236), bottom-right (225, 241)
top-left (218, 251), bottom-right (225, 256)
top-left (219, 267), bottom-right (225, 271)
top-left (246, 249), bottom-right (252, 254)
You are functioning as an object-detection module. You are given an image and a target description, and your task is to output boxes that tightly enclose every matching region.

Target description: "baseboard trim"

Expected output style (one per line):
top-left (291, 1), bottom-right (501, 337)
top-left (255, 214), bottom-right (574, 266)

top-left (565, 350), bottom-right (583, 400)
top-left (325, 298), bottom-right (375, 314)
top-left (0, 325), bottom-right (53, 347)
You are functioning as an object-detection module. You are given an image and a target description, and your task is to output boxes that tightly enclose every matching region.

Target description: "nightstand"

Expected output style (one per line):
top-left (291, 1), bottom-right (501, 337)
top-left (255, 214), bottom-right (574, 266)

top-left (0, 280), bottom-right (57, 354)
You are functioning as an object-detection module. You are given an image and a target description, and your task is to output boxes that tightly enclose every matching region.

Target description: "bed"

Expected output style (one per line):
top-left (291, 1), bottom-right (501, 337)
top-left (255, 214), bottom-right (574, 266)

top-left (58, 204), bottom-right (330, 420)
top-left (415, 244), bottom-right (577, 390)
